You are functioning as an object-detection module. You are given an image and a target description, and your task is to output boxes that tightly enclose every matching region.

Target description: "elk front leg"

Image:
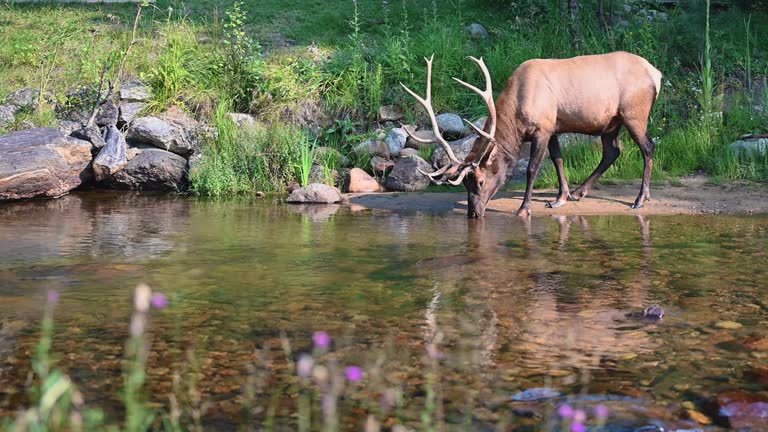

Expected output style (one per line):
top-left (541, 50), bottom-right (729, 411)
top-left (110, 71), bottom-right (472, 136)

top-left (516, 134), bottom-right (550, 217)
top-left (546, 135), bottom-right (572, 208)
top-left (570, 128), bottom-right (621, 201)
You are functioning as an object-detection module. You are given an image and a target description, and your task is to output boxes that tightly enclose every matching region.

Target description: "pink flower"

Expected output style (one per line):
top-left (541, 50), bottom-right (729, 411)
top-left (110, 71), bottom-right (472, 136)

top-left (313, 331), bottom-right (331, 350)
top-left (46, 290), bottom-right (59, 305)
top-left (151, 292), bottom-right (168, 309)
top-left (573, 409), bottom-right (587, 423)
top-left (345, 366), bottom-right (363, 382)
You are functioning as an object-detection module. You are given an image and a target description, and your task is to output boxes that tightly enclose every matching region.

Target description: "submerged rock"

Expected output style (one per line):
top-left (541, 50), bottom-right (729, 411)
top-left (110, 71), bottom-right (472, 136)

top-left (0, 128), bottom-right (92, 200)
top-left (286, 183), bottom-right (342, 204)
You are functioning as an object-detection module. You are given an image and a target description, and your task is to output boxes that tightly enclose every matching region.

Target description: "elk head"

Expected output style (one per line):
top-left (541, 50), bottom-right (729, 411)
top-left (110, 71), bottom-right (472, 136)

top-left (400, 55), bottom-right (503, 218)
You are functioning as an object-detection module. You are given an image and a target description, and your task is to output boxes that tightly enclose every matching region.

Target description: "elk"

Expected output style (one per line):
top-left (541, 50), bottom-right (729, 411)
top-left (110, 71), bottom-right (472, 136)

top-left (402, 51), bottom-right (662, 218)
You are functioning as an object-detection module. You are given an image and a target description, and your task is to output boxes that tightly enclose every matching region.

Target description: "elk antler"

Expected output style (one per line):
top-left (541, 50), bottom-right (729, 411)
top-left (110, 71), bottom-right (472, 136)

top-left (453, 57), bottom-right (497, 161)
top-left (400, 55), bottom-right (462, 167)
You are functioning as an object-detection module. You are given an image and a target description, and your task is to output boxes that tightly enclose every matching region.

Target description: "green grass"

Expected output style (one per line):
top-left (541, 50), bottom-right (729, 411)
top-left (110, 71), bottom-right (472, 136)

top-left (2, 0), bottom-right (768, 192)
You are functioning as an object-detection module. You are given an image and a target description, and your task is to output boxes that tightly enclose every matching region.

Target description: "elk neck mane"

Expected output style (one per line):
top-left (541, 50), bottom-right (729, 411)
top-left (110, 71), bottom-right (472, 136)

top-left (491, 93), bottom-right (522, 163)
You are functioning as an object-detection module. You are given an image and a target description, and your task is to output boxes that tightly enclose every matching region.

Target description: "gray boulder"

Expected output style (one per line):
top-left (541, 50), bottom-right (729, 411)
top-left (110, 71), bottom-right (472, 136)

top-left (431, 135), bottom-right (477, 168)
top-left (118, 102), bottom-right (146, 125)
top-left (71, 124), bottom-right (107, 149)
top-left (730, 137), bottom-right (768, 157)
top-left (371, 155), bottom-right (394, 176)
top-left (405, 130), bottom-right (436, 149)
top-left (379, 105), bottom-right (404, 122)
top-left (436, 113), bottom-right (464, 140)
top-left (463, 116), bottom-right (487, 137)
top-left (92, 125), bottom-right (128, 181)
top-left (399, 148), bottom-right (420, 158)
top-left (467, 23), bottom-right (489, 39)
top-left (286, 183), bottom-right (342, 204)
top-left (119, 80), bottom-right (152, 102)
top-left (56, 120), bottom-right (81, 137)
top-left (227, 112), bottom-right (258, 128)
top-left (384, 155), bottom-right (432, 192)
top-left (96, 99), bottom-right (119, 127)
top-left (0, 105), bottom-right (18, 129)
top-left (354, 138), bottom-right (390, 157)
top-left (105, 148), bottom-right (187, 191)
top-left (385, 127), bottom-right (408, 157)
top-left (0, 128), bottom-right (92, 200)
top-left (6, 88), bottom-right (38, 108)
top-left (126, 116), bottom-right (195, 156)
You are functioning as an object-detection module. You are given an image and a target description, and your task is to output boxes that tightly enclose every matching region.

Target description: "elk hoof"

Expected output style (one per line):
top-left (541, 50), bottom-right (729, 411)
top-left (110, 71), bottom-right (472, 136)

top-left (631, 202), bottom-right (644, 209)
top-left (546, 199), bottom-right (567, 209)
top-left (515, 208), bottom-right (531, 218)
top-left (568, 191), bottom-right (586, 201)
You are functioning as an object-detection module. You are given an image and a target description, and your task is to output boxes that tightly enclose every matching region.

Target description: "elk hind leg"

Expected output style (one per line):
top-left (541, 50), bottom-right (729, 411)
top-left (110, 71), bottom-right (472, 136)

top-left (569, 127), bottom-right (621, 201)
top-left (546, 134), bottom-right (572, 208)
top-left (625, 122), bottom-right (655, 209)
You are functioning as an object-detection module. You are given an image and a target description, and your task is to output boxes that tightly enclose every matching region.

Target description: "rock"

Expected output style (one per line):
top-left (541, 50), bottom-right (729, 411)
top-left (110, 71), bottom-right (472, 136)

top-left (308, 164), bottom-right (340, 186)
top-left (379, 105), bottom-right (404, 122)
top-left (730, 137), bottom-right (768, 157)
top-left (714, 321), bottom-right (743, 330)
top-left (743, 337), bottom-right (768, 351)
top-left (431, 135), bottom-right (477, 168)
top-left (406, 130), bottom-right (436, 149)
top-left (507, 158), bottom-right (529, 182)
top-left (463, 117), bottom-right (487, 137)
top-left (347, 168), bottom-right (384, 193)
top-left (385, 127), bottom-right (408, 157)
top-left (715, 391), bottom-right (768, 430)
top-left (286, 183), bottom-right (342, 204)
top-left (71, 124), bottom-right (107, 149)
top-left (6, 87), bottom-right (38, 108)
top-left (436, 113), bottom-right (464, 140)
top-left (119, 79), bottom-right (152, 102)
top-left (0, 105), bottom-right (19, 128)
top-left (105, 148), bottom-right (187, 191)
top-left (354, 138), bottom-right (390, 157)
top-left (227, 112), bottom-right (258, 128)
top-left (0, 128), bottom-right (92, 200)
top-left (371, 156), bottom-right (394, 176)
top-left (384, 155), bottom-right (431, 192)
top-left (510, 388), bottom-right (561, 401)
top-left (126, 116), bottom-right (195, 156)
top-left (95, 99), bottom-right (119, 127)
top-left (119, 102), bottom-right (146, 125)
top-left (314, 146), bottom-right (349, 167)
top-left (467, 23), bottom-right (489, 39)
top-left (399, 148), bottom-right (420, 158)
top-left (92, 125), bottom-right (128, 181)
top-left (56, 120), bottom-right (81, 137)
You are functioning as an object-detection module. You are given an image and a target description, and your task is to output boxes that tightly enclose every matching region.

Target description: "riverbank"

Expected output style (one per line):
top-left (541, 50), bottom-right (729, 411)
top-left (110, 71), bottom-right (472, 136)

top-left (347, 177), bottom-right (768, 216)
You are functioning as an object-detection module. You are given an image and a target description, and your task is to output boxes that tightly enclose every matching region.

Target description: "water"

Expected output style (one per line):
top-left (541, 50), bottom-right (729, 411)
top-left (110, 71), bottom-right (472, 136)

top-left (1, 192), bottom-right (767, 430)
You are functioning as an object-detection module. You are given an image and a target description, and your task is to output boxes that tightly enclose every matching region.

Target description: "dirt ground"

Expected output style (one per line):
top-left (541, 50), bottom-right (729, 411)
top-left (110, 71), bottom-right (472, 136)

top-left (345, 177), bottom-right (768, 216)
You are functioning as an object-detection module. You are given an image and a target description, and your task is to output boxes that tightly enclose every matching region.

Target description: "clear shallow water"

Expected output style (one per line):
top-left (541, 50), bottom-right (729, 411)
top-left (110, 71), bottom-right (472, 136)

top-left (1, 192), bottom-right (767, 430)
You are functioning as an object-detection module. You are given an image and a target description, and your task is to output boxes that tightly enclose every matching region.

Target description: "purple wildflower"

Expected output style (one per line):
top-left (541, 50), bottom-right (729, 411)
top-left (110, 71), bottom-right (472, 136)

top-left (594, 404), bottom-right (609, 419)
top-left (571, 421), bottom-right (587, 432)
top-left (345, 366), bottom-right (364, 382)
top-left (151, 292), bottom-right (168, 309)
top-left (46, 290), bottom-right (59, 306)
top-left (313, 331), bottom-right (331, 350)
top-left (558, 404), bottom-right (574, 418)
